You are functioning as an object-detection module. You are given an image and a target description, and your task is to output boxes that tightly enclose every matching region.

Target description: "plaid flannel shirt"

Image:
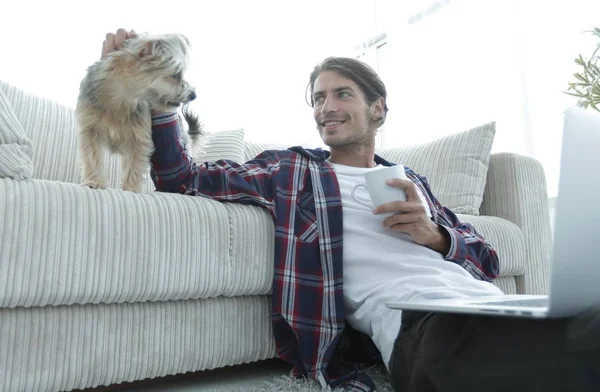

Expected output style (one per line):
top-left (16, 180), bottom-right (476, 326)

top-left (150, 112), bottom-right (500, 391)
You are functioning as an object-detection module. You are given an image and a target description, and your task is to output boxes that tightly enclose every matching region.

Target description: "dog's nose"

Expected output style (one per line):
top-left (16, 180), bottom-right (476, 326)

top-left (188, 90), bottom-right (197, 101)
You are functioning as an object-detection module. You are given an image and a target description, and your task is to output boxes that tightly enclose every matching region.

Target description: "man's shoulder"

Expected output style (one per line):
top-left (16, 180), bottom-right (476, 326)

top-left (402, 165), bottom-right (422, 179)
top-left (252, 146), bottom-right (329, 162)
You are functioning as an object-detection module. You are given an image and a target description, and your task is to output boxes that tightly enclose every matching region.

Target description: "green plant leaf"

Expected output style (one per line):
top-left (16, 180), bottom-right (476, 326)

top-left (565, 91), bottom-right (585, 98)
top-left (566, 26), bottom-right (600, 110)
top-left (573, 73), bottom-right (588, 83)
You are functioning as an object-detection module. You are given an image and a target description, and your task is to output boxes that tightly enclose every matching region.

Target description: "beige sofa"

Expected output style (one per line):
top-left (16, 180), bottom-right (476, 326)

top-left (0, 79), bottom-right (553, 392)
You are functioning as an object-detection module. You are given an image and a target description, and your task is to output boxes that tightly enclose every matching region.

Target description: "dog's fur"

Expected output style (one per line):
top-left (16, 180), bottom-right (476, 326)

top-left (76, 33), bottom-right (204, 193)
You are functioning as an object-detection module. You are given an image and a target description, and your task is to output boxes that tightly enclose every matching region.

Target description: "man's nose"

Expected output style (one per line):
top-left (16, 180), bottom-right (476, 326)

top-left (320, 97), bottom-right (337, 113)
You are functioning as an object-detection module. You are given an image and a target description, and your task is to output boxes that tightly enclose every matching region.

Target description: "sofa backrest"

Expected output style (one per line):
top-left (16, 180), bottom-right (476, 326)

top-left (0, 80), bottom-right (156, 192)
top-left (1, 79), bottom-right (497, 215)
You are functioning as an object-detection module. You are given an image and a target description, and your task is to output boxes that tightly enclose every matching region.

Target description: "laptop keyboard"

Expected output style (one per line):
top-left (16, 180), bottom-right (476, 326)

top-left (477, 298), bottom-right (549, 308)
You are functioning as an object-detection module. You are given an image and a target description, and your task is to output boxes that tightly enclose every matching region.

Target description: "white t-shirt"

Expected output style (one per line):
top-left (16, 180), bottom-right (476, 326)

top-left (330, 162), bottom-right (503, 369)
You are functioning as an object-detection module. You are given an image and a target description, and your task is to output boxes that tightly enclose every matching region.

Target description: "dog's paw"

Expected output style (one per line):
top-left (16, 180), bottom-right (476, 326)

top-left (121, 183), bottom-right (142, 193)
top-left (82, 180), bottom-right (108, 189)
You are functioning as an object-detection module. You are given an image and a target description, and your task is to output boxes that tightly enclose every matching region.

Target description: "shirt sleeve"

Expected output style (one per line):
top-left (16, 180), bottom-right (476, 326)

top-left (416, 173), bottom-right (500, 282)
top-left (150, 112), bottom-right (278, 213)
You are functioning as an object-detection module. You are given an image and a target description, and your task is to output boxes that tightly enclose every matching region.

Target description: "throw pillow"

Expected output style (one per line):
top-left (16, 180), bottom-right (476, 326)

top-left (189, 128), bottom-right (246, 164)
top-left (376, 122), bottom-right (496, 215)
top-left (0, 84), bottom-right (34, 180)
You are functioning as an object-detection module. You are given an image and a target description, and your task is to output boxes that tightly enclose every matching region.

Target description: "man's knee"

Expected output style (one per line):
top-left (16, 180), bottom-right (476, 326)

top-left (388, 311), bottom-right (436, 390)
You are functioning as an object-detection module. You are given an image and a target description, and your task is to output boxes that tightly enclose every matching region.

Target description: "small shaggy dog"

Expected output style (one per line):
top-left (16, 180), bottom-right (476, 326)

top-left (76, 33), bottom-right (203, 193)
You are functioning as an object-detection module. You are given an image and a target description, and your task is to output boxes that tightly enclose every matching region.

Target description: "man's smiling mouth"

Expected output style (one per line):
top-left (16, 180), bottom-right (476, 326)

top-left (322, 120), bottom-right (346, 130)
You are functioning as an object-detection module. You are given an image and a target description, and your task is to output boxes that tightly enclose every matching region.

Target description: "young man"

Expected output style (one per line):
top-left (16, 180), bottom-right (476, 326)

top-left (102, 29), bottom-right (600, 392)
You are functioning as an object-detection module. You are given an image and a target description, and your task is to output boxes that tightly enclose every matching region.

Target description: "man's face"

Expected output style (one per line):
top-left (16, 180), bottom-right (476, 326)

top-left (312, 70), bottom-right (382, 148)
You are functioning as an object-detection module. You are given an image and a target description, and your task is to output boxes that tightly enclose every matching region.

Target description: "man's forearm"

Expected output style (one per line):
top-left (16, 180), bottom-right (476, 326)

top-left (440, 222), bottom-right (499, 282)
top-left (150, 112), bottom-right (195, 193)
top-left (425, 225), bottom-right (452, 255)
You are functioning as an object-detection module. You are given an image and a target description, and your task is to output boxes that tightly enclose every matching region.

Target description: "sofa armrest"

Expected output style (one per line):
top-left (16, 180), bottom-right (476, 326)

top-left (480, 153), bottom-right (552, 294)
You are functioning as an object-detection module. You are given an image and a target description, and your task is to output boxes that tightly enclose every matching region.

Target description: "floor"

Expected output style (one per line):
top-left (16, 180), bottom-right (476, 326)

top-left (77, 359), bottom-right (292, 392)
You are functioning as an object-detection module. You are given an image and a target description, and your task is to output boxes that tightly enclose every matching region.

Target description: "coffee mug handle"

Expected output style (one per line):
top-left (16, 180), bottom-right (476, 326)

top-left (351, 184), bottom-right (373, 209)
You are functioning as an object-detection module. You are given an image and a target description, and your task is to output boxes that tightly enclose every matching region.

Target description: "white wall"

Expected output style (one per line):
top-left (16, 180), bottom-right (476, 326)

top-left (0, 0), bottom-right (379, 147)
top-left (372, 0), bottom-right (600, 198)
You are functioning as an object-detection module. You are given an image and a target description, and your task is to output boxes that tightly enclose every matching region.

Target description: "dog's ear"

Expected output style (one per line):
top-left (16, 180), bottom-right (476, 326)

top-left (181, 35), bottom-right (191, 49)
top-left (137, 41), bottom-right (157, 60)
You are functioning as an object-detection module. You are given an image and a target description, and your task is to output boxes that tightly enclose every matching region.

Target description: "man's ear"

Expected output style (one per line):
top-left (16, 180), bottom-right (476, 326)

top-left (370, 97), bottom-right (385, 122)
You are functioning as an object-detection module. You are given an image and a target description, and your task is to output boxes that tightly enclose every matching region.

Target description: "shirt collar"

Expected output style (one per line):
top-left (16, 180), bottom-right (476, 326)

top-left (288, 145), bottom-right (395, 168)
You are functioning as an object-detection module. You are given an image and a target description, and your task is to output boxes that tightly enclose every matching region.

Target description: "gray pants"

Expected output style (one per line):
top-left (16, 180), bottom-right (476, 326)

top-left (389, 308), bottom-right (600, 391)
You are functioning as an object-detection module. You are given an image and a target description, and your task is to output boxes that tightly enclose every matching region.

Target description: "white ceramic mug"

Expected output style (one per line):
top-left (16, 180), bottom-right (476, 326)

top-left (351, 165), bottom-right (408, 209)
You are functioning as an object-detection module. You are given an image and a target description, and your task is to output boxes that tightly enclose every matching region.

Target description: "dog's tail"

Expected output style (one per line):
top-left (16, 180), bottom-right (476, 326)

top-left (181, 103), bottom-right (207, 156)
top-left (182, 103), bottom-right (205, 141)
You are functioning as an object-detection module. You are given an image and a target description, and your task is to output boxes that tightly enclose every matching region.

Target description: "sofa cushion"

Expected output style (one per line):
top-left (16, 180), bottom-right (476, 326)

top-left (0, 177), bottom-right (273, 308)
top-left (190, 128), bottom-right (246, 164)
top-left (376, 123), bottom-right (495, 215)
top-left (0, 83), bottom-right (33, 180)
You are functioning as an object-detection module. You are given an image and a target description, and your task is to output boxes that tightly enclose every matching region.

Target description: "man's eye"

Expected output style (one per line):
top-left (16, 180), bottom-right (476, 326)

top-left (314, 96), bottom-right (325, 105)
top-left (339, 91), bottom-right (350, 98)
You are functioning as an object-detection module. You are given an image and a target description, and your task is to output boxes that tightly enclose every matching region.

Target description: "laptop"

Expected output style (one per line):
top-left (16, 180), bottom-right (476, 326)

top-left (386, 106), bottom-right (600, 319)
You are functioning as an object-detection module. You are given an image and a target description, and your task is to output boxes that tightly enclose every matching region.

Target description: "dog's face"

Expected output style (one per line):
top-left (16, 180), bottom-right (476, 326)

top-left (116, 34), bottom-right (196, 111)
